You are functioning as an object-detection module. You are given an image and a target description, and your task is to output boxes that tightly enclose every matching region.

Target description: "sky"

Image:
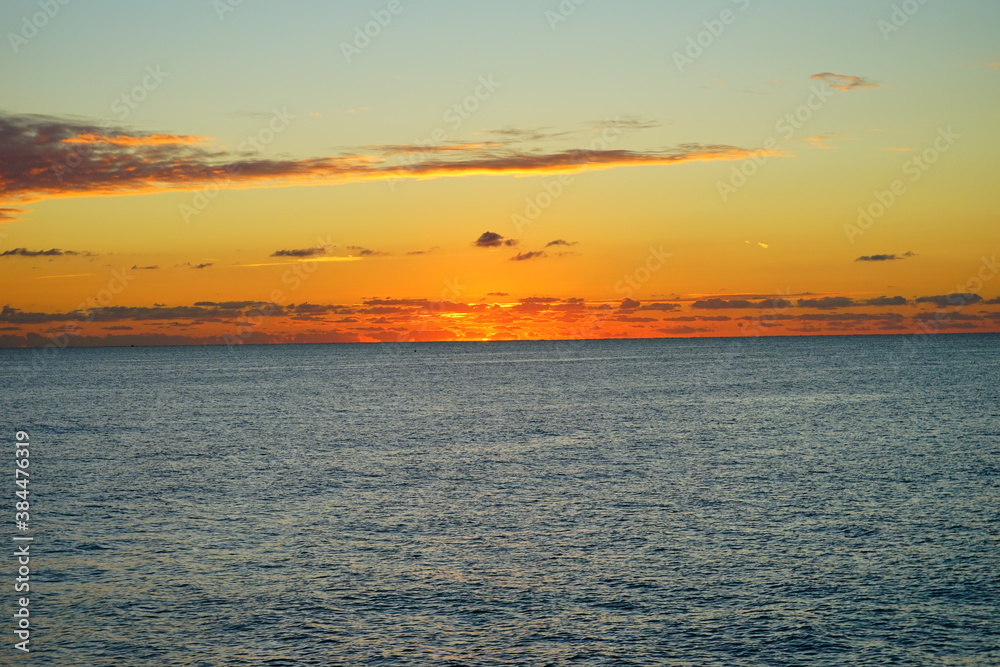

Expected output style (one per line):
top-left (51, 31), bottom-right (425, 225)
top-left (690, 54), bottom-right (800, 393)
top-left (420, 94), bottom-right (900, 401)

top-left (1, 0), bottom-right (998, 347)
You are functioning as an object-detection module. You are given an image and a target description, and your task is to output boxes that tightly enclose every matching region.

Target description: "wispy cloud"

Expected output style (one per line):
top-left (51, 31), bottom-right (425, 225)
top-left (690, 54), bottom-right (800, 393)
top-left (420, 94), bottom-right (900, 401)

top-left (271, 247), bottom-right (330, 258)
top-left (0, 208), bottom-right (24, 222)
top-left (0, 247), bottom-right (88, 257)
top-left (510, 251), bottom-right (546, 261)
top-left (855, 252), bottom-right (915, 262)
top-left (810, 72), bottom-right (878, 91)
top-left (0, 112), bottom-right (779, 204)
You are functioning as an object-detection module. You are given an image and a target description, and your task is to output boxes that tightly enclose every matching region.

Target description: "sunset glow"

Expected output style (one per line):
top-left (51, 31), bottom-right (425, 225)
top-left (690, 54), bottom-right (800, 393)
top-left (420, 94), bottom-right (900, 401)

top-left (2, 0), bottom-right (998, 348)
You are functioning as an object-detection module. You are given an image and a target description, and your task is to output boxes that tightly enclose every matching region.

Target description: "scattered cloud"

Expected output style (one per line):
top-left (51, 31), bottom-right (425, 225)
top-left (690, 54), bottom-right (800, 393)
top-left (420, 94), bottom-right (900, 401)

top-left (271, 247), bottom-right (330, 258)
top-left (131, 265), bottom-right (159, 270)
top-left (347, 245), bottom-right (388, 257)
top-left (619, 298), bottom-right (640, 310)
top-left (810, 72), bottom-right (878, 91)
top-left (474, 231), bottom-right (518, 248)
top-left (693, 298), bottom-right (792, 309)
top-left (0, 247), bottom-right (86, 257)
top-left (855, 252), bottom-right (915, 262)
top-left (637, 302), bottom-right (681, 311)
top-left (798, 296), bottom-right (856, 309)
top-left (180, 262), bottom-right (213, 269)
top-left (915, 293), bottom-right (983, 307)
top-left (864, 295), bottom-right (908, 306)
top-left (0, 208), bottom-right (24, 222)
top-left (510, 251), bottom-right (546, 261)
top-left (545, 239), bottom-right (578, 248)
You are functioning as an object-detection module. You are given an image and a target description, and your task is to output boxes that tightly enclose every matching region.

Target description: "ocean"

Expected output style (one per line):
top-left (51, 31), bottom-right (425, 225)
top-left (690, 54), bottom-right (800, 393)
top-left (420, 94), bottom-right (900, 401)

top-left (1, 334), bottom-right (998, 665)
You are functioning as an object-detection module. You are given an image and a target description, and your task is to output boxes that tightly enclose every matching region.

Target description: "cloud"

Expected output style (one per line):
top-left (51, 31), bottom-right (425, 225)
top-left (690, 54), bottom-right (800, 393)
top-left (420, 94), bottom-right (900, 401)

top-left (864, 295), bottom-right (908, 306)
top-left (0, 112), bottom-right (779, 204)
top-left (474, 231), bottom-right (518, 248)
top-left (271, 247), bottom-right (329, 258)
top-left (855, 252), bottom-right (915, 262)
top-left (913, 312), bottom-right (980, 322)
top-left (0, 208), bottom-right (24, 222)
top-left (619, 298), bottom-right (641, 310)
top-left (545, 239), bottom-right (578, 247)
top-left (487, 292), bottom-right (509, 297)
top-left (362, 298), bottom-right (430, 307)
top-left (347, 245), bottom-right (388, 257)
top-left (660, 326), bottom-right (711, 335)
top-left (797, 313), bottom-right (904, 322)
top-left (637, 302), bottom-right (681, 311)
top-left (373, 142), bottom-right (502, 155)
top-left (510, 251), bottom-right (545, 261)
top-left (131, 265), bottom-right (159, 270)
top-left (915, 293), bottom-right (983, 307)
top-left (693, 298), bottom-right (792, 309)
top-left (798, 296), bottom-right (856, 309)
top-left (180, 262), bottom-right (213, 269)
top-left (810, 72), bottom-right (878, 91)
top-left (0, 303), bottom-right (279, 324)
top-left (0, 247), bottom-right (85, 257)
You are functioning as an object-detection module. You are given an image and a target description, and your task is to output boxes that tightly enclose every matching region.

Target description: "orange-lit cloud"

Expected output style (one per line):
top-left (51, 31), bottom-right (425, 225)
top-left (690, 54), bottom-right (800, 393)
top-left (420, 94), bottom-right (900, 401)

top-left (3, 293), bottom-right (995, 348)
top-left (61, 132), bottom-right (212, 146)
top-left (810, 72), bottom-right (878, 91)
top-left (0, 113), bottom-right (781, 204)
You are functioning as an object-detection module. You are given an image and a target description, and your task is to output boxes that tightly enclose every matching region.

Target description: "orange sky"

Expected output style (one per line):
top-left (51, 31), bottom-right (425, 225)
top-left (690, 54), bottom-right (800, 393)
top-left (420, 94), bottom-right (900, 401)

top-left (1, 1), bottom-right (998, 347)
